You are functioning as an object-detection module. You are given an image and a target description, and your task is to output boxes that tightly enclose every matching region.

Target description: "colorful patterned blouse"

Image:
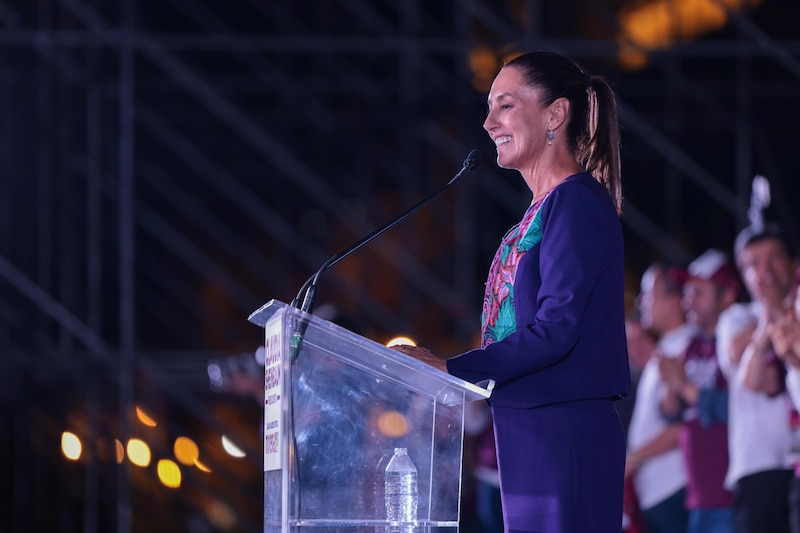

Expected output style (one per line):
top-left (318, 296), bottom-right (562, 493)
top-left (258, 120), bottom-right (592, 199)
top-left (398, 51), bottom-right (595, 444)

top-left (481, 194), bottom-right (549, 348)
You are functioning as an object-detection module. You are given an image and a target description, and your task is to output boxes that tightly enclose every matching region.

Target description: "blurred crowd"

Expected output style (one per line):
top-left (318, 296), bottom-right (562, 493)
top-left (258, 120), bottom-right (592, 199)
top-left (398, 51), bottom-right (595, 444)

top-left (211, 202), bottom-right (800, 533)
top-left (618, 219), bottom-right (800, 533)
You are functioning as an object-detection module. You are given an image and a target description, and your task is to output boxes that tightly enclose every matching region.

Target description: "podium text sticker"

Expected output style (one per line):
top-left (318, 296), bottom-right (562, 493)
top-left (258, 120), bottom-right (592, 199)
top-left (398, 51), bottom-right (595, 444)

top-left (264, 311), bottom-right (284, 472)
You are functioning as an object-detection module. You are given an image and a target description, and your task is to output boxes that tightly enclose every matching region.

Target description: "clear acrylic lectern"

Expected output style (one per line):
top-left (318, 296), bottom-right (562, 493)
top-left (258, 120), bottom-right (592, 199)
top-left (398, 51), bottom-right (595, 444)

top-left (249, 300), bottom-right (493, 532)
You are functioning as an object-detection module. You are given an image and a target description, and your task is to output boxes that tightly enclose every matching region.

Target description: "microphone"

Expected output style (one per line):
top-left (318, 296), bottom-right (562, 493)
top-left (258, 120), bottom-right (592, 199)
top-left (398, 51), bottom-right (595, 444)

top-left (287, 149), bottom-right (480, 359)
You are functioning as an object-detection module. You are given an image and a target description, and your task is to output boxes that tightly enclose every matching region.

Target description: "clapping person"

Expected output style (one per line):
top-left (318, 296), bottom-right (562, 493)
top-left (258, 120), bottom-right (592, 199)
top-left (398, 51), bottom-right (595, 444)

top-left (716, 225), bottom-right (797, 533)
top-left (658, 250), bottom-right (741, 533)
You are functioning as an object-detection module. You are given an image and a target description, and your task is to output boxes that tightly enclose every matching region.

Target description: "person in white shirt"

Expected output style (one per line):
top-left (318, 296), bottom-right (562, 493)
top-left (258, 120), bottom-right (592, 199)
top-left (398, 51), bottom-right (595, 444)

top-left (627, 262), bottom-right (697, 533)
top-left (754, 261), bottom-right (800, 533)
top-left (716, 225), bottom-right (797, 533)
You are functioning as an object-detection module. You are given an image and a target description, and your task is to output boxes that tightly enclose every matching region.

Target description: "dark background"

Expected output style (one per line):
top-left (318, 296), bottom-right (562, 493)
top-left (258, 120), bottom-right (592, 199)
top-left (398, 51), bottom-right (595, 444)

top-left (1, 0), bottom-right (799, 531)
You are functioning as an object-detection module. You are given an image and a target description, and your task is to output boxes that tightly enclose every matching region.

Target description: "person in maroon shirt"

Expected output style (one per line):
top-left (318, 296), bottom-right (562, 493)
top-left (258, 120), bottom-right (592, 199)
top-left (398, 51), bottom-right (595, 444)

top-left (659, 249), bottom-right (742, 533)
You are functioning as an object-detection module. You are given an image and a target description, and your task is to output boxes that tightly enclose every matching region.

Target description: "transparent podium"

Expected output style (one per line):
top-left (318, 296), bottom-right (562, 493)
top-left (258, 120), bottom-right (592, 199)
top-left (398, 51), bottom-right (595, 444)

top-left (249, 300), bottom-right (493, 532)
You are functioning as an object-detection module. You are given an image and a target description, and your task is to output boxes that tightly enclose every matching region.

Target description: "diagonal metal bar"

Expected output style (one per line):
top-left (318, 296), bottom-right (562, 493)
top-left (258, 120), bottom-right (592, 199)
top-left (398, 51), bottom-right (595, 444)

top-left (105, 18), bottom-right (474, 319)
top-left (0, 3), bottom-right (397, 335)
top-left (2, 28), bottom-right (800, 59)
top-left (137, 206), bottom-right (262, 315)
top-left (134, 107), bottom-right (409, 329)
top-left (0, 256), bottom-right (261, 464)
top-left (162, 0), bottom-right (336, 131)
top-left (617, 101), bottom-right (743, 215)
top-left (135, 275), bottom-right (202, 343)
top-left (139, 161), bottom-right (296, 290)
top-left (134, 107), bottom-right (325, 271)
top-left (619, 203), bottom-right (693, 263)
top-left (340, 0), bottom-right (398, 33)
top-left (0, 253), bottom-right (109, 356)
top-left (457, 0), bottom-right (522, 42)
top-left (714, 0), bottom-right (800, 80)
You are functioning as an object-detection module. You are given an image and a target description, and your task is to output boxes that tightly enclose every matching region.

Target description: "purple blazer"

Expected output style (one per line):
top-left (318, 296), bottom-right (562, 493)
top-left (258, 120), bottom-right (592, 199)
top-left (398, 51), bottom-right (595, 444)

top-left (447, 173), bottom-right (631, 408)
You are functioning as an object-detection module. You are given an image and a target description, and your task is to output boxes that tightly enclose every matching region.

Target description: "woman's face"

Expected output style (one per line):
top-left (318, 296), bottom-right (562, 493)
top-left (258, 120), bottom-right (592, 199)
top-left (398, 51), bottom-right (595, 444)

top-left (483, 66), bottom-right (549, 173)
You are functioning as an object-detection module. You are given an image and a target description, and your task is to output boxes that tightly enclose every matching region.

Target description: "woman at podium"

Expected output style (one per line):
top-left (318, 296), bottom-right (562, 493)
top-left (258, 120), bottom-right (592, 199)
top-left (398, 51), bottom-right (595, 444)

top-left (397, 51), bottom-right (631, 533)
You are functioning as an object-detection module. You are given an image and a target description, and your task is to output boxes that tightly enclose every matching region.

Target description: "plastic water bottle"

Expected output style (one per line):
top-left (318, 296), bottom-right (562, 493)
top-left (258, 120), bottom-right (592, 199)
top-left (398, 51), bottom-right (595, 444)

top-left (384, 448), bottom-right (418, 525)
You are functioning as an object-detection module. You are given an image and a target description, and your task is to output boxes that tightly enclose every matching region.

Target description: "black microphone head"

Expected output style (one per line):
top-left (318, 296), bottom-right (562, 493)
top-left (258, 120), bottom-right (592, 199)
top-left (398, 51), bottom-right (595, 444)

top-left (464, 149), bottom-right (481, 171)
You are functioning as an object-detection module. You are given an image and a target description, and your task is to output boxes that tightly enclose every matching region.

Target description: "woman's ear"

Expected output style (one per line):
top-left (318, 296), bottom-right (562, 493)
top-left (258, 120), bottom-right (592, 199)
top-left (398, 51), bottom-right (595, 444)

top-left (549, 97), bottom-right (571, 131)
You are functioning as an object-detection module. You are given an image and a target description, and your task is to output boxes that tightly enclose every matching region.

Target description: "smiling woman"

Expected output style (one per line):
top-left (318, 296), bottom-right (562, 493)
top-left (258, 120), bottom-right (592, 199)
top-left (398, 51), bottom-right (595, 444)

top-left (398, 51), bottom-right (630, 533)
top-left (483, 52), bottom-right (622, 213)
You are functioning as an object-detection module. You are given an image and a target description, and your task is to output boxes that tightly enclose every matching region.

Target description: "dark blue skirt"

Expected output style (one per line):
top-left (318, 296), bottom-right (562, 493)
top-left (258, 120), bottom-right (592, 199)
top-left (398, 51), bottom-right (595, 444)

top-left (492, 398), bottom-right (625, 533)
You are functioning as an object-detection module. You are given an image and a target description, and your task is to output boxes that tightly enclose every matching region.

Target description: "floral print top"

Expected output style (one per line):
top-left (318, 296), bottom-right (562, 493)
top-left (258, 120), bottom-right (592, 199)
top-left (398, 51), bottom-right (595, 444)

top-left (480, 194), bottom-right (549, 348)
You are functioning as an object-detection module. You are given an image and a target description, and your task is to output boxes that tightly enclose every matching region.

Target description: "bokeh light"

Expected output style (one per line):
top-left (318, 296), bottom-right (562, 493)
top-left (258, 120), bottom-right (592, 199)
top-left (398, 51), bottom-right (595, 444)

top-left (618, 0), bottom-right (763, 69)
top-left (157, 459), bottom-right (182, 488)
top-left (61, 432), bottom-right (82, 461)
top-left (377, 411), bottom-right (409, 438)
top-left (206, 500), bottom-right (237, 531)
top-left (115, 439), bottom-right (125, 464)
top-left (194, 458), bottom-right (212, 473)
top-left (135, 406), bottom-right (157, 427)
top-left (386, 336), bottom-right (416, 348)
top-left (126, 438), bottom-right (151, 467)
top-left (173, 436), bottom-right (200, 466)
top-left (221, 435), bottom-right (246, 458)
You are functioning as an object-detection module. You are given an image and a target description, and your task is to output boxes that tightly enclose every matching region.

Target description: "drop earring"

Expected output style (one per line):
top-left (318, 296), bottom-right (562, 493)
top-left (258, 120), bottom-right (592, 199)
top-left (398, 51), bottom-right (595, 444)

top-left (547, 130), bottom-right (555, 145)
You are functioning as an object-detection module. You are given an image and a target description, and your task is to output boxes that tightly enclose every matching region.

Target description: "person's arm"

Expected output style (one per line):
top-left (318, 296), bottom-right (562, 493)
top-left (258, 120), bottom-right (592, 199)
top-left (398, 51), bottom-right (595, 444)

top-left (658, 355), bottom-right (697, 418)
top-left (392, 345), bottom-right (447, 372)
top-left (659, 385), bottom-right (683, 420)
top-left (448, 181), bottom-right (613, 383)
top-left (769, 314), bottom-right (800, 368)
top-left (728, 323), bottom-right (758, 368)
top-left (678, 382), bottom-right (699, 405)
top-left (715, 305), bottom-right (756, 380)
top-left (742, 299), bottom-right (794, 394)
top-left (625, 425), bottom-right (681, 479)
top-left (740, 320), bottom-right (784, 396)
top-left (786, 366), bottom-right (800, 412)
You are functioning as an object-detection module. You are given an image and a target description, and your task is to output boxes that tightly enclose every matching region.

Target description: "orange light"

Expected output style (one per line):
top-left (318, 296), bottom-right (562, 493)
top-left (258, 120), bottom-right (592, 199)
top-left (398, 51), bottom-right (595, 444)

top-left (174, 436), bottom-right (200, 466)
top-left (206, 500), bottom-right (237, 531)
top-left (115, 439), bottom-right (125, 464)
top-left (618, 0), bottom-right (763, 70)
top-left (469, 45), bottom-right (500, 93)
top-left (194, 458), bottom-right (212, 473)
top-left (377, 411), bottom-right (409, 438)
top-left (135, 406), bottom-right (157, 427)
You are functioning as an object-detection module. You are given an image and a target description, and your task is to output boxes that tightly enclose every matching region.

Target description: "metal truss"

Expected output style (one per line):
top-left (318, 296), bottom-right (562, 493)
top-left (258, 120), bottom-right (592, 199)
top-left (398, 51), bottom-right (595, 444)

top-left (1, 0), bottom-right (799, 530)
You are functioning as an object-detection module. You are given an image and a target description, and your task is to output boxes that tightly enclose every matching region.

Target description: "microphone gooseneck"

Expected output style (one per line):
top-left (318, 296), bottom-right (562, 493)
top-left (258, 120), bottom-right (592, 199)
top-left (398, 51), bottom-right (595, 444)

top-left (287, 149), bottom-right (479, 361)
top-left (290, 149), bottom-right (481, 317)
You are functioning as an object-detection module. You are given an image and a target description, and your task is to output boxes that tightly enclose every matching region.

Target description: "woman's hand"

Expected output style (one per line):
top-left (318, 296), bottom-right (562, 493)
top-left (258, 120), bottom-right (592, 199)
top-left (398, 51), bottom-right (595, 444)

top-left (391, 345), bottom-right (448, 373)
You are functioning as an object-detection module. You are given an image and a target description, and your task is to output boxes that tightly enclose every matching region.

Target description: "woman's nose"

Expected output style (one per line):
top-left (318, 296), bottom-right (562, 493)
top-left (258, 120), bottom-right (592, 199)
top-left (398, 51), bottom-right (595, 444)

top-left (483, 112), bottom-right (496, 132)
